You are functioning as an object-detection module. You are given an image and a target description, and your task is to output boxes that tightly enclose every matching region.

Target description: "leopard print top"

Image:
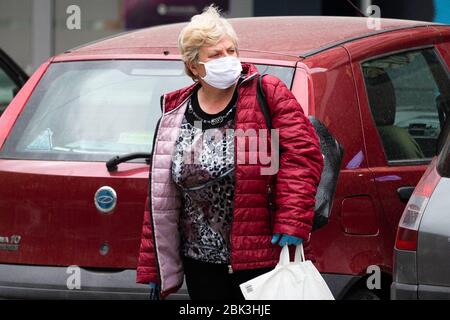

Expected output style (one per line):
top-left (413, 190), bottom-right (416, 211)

top-left (171, 87), bottom-right (237, 264)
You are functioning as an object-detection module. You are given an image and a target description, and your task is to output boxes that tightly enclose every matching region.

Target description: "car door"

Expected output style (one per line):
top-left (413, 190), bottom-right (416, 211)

top-left (0, 49), bottom-right (28, 115)
top-left (348, 28), bottom-right (450, 257)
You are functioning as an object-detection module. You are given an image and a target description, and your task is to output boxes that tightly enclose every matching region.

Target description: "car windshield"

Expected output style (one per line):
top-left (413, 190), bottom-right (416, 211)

top-left (0, 60), bottom-right (294, 162)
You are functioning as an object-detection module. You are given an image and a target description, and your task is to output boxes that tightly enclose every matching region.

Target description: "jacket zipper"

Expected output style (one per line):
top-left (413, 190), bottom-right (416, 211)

top-left (267, 183), bottom-right (274, 232)
top-left (149, 95), bottom-right (165, 290)
top-left (267, 168), bottom-right (278, 233)
top-left (228, 72), bottom-right (258, 274)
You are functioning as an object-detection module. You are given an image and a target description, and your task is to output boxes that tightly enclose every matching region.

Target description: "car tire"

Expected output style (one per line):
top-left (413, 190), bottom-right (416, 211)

top-left (344, 288), bottom-right (381, 300)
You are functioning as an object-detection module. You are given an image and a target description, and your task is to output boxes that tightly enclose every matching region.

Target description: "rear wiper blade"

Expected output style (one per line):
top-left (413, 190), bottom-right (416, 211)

top-left (106, 153), bottom-right (151, 172)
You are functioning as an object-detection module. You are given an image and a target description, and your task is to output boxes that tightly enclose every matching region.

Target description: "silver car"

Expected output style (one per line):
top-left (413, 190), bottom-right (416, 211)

top-left (392, 118), bottom-right (450, 299)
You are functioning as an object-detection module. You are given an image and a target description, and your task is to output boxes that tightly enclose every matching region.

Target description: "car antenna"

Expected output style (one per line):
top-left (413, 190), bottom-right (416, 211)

top-left (345, 0), bottom-right (367, 17)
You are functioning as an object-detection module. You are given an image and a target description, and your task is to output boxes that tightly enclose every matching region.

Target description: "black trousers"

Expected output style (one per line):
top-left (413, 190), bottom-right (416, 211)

top-left (183, 256), bottom-right (273, 301)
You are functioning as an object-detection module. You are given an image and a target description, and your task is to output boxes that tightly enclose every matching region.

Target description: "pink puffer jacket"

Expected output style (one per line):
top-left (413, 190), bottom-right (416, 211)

top-left (136, 63), bottom-right (324, 298)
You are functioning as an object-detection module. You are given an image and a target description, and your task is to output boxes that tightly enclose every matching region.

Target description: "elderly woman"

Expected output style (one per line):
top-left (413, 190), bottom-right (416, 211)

top-left (136, 6), bottom-right (324, 300)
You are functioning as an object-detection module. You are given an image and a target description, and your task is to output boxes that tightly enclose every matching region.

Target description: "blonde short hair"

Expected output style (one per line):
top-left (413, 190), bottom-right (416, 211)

top-left (178, 5), bottom-right (239, 80)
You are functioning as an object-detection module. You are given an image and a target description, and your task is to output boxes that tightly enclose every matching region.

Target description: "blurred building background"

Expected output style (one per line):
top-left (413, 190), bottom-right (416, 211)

top-left (0, 0), bottom-right (449, 74)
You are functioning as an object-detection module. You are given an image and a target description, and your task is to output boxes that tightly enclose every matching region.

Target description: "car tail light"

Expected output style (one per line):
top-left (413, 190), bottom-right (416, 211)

top-left (395, 159), bottom-right (441, 251)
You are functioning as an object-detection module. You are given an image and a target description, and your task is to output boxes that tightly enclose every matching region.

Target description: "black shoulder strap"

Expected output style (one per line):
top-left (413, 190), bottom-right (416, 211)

top-left (256, 74), bottom-right (272, 130)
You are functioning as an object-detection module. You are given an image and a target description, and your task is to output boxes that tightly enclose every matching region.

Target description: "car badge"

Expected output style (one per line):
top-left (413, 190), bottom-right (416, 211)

top-left (94, 186), bottom-right (117, 214)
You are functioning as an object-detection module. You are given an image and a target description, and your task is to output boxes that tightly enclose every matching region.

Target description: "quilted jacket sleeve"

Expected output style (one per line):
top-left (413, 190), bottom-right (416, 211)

top-left (136, 195), bottom-right (159, 284)
top-left (263, 75), bottom-right (324, 242)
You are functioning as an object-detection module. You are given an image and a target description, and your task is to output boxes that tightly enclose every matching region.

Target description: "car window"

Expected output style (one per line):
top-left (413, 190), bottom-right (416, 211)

top-left (0, 60), bottom-right (294, 162)
top-left (362, 48), bottom-right (450, 163)
top-left (256, 64), bottom-right (294, 88)
top-left (0, 66), bottom-right (19, 116)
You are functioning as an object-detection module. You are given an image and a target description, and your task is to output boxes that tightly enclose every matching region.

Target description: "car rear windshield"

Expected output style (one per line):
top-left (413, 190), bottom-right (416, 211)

top-left (0, 60), bottom-right (294, 162)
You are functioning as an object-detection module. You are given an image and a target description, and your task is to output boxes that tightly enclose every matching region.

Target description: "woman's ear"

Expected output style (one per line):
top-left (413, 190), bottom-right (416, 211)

top-left (187, 61), bottom-right (199, 78)
top-left (188, 61), bottom-right (206, 78)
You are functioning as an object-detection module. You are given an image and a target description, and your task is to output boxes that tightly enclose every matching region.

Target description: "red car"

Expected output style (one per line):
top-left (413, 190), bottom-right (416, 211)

top-left (0, 17), bottom-right (449, 299)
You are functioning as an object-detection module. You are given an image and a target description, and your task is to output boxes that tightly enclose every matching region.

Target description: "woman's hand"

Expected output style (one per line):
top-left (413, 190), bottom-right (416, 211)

top-left (149, 282), bottom-right (161, 300)
top-left (271, 234), bottom-right (303, 247)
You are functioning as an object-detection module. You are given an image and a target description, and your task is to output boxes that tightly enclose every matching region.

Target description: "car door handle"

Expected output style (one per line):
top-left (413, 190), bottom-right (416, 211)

top-left (397, 186), bottom-right (415, 204)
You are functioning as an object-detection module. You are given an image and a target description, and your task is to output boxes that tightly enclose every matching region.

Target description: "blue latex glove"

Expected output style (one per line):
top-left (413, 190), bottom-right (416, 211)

top-left (271, 234), bottom-right (303, 247)
top-left (149, 282), bottom-right (161, 300)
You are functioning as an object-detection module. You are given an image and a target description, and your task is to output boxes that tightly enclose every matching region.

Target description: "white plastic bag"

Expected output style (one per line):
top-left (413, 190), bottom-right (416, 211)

top-left (239, 244), bottom-right (335, 300)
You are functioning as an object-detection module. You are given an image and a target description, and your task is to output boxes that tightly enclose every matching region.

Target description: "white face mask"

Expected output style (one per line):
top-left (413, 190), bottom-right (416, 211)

top-left (199, 56), bottom-right (242, 89)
